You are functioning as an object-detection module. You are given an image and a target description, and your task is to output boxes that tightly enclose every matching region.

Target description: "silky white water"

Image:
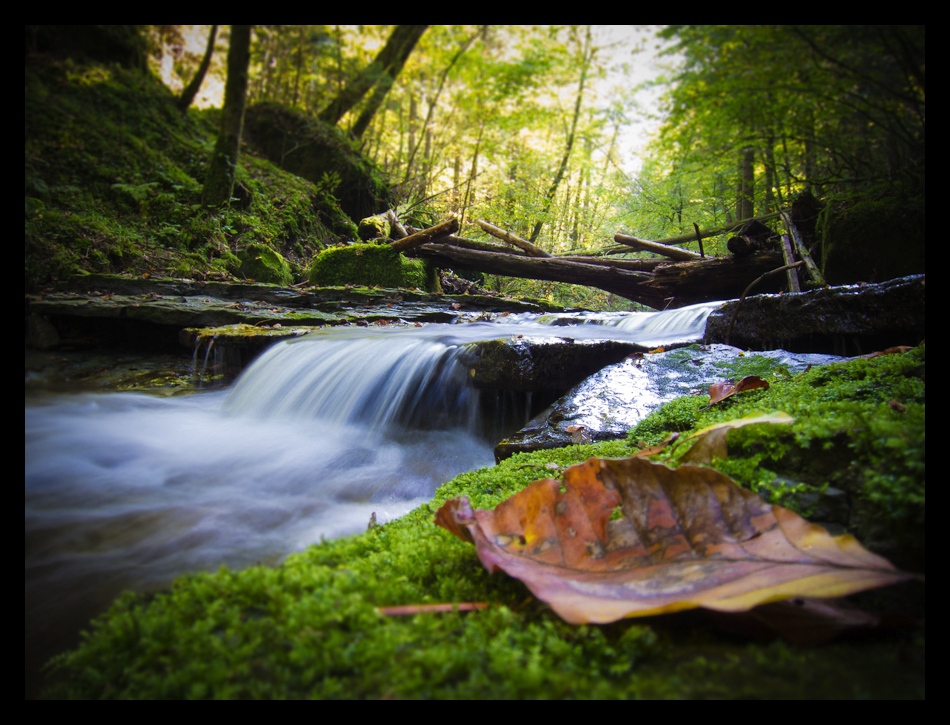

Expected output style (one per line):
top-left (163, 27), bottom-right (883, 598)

top-left (25, 301), bottom-right (719, 680)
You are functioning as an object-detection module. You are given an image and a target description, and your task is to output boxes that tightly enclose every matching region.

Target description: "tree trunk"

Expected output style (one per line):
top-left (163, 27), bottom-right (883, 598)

top-left (613, 234), bottom-right (703, 261)
top-left (476, 220), bottom-right (551, 257)
top-left (529, 25), bottom-right (593, 245)
top-left (318, 25), bottom-right (428, 130)
top-left (737, 145), bottom-right (755, 221)
top-left (202, 25), bottom-right (252, 208)
top-left (177, 25), bottom-right (217, 113)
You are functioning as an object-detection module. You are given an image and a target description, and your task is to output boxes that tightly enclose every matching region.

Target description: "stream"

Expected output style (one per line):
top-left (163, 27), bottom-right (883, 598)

top-left (25, 301), bottom-right (718, 693)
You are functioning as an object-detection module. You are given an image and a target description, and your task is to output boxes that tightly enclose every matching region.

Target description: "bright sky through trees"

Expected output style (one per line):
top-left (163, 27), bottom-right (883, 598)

top-left (157, 25), bottom-right (671, 175)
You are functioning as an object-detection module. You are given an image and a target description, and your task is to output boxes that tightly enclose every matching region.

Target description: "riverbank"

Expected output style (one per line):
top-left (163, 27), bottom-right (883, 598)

top-left (36, 341), bottom-right (924, 699)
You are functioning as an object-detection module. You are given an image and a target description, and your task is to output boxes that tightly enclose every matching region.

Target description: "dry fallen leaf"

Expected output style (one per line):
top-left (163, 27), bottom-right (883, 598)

top-left (860, 346), bottom-right (914, 359)
top-left (708, 375), bottom-right (770, 405)
top-left (677, 411), bottom-right (794, 464)
top-left (435, 457), bottom-right (913, 625)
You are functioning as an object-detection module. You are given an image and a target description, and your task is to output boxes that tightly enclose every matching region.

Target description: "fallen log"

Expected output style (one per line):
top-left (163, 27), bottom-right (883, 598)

top-left (413, 243), bottom-right (787, 309)
top-left (441, 233), bottom-right (526, 255)
top-left (476, 220), bottom-right (552, 257)
top-left (389, 218), bottom-right (459, 254)
top-left (641, 210), bottom-right (785, 246)
top-left (559, 255), bottom-right (666, 272)
top-left (781, 211), bottom-right (825, 287)
top-left (613, 234), bottom-right (703, 261)
top-left (385, 209), bottom-right (409, 239)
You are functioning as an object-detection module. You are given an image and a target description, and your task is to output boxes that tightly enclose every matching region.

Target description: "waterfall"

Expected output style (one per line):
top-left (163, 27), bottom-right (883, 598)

top-left (606, 300), bottom-right (721, 347)
top-left (223, 327), bottom-right (482, 434)
top-left (221, 301), bottom-right (721, 436)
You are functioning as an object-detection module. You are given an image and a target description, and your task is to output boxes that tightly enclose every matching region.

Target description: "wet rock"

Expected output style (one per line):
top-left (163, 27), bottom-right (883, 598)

top-left (704, 274), bottom-right (925, 355)
top-left (494, 344), bottom-right (846, 461)
top-left (459, 336), bottom-right (641, 393)
top-left (26, 273), bottom-right (569, 361)
top-left (27, 313), bottom-right (60, 349)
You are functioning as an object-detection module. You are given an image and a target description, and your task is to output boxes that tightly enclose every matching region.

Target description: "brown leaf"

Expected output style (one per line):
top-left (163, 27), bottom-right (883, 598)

top-left (860, 345), bottom-right (914, 359)
top-left (677, 412), bottom-right (794, 464)
top-left (635, 432), bottom-right (679, 458)
top-left (708, 375), bottom-right (770, 405)
top-left (435, 457), bottom-right (913, 625)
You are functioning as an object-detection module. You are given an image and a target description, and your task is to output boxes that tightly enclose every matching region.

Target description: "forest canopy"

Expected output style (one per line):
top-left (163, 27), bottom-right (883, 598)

top-left (25, 25), bottom-right (924, 302)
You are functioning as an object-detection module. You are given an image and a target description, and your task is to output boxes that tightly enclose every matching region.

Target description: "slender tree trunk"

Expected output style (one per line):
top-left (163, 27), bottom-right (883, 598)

top-left (177, 25), bottom-right (218, 113)
top-left (202, 25), bottom-right (252, 207)
top-left (318, 25), bottom-right (428, 129)
top-left (459, 126), bottom-right (483, 230)
top-left (402, 26), bottom-right (484, 185)
top-left (737, 145), bottom-right (755, 221)
top-left (529, 26), bottom-right (593, 244)
top-left (291, 40), bottom-right (303, 107)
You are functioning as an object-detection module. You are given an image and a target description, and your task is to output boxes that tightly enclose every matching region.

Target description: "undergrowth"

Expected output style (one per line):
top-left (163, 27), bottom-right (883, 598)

top-left (25, 57), bottom-right (347, 292)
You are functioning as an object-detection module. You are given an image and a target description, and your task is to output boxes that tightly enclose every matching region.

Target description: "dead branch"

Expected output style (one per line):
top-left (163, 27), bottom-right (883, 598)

top-left (476, 220), bottom-right (552, 257)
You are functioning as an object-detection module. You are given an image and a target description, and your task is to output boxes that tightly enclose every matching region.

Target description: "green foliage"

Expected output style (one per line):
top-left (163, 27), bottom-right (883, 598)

top-left (628, 25), bottom-right (925, 251)
top-left (308, 244), bottom-right (428, 290)
top-left (25, 54), bottom-right (354, 291)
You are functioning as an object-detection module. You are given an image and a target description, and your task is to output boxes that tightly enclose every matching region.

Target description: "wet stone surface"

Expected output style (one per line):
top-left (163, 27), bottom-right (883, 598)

top-left (494, 343), bottom-right (847, 461)
top-left (704, 274), bottom-right (925, 355)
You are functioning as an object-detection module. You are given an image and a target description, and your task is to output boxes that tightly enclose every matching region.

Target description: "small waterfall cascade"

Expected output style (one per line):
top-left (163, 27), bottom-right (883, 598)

top-left (221, 300), bottom-right (721, 438)
top-left (190, 333), bottom-right (217, 388)
top-left (223, 327), bottom-right (483, 434)
top-left (606, 300), bottom-right (721, 347)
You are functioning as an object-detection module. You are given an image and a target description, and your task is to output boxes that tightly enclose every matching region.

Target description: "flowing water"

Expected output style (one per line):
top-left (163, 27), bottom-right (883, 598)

top-left (24, 301), bottom-right (718, 693)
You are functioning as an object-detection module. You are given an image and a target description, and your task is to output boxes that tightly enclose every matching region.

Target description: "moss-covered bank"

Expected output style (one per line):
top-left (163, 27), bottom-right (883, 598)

top-left (308, 244), bottom-right (431, 291)
top-left (24, 55), bottom-right (377, 292)
top-left (46, 346), bottom-right (924, 699)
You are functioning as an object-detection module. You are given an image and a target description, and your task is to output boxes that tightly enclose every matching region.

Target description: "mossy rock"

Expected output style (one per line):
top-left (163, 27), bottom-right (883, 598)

top-left (820, 192), bottom-right (925, 284)
top-left (308, 244), bottom-right (428, 290)
top-left (358, 214), bottom-right (391, 241)
top-left (626, 345), bottom-right (926, 571)
top-left (243, 102), bottom-right (392, 223)
top-left (237, 244), bottom-right (293, 286)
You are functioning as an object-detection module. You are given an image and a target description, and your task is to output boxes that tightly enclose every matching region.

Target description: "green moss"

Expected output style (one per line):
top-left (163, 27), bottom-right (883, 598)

top-left (358, 215), bottom-right (391, 241)
top-left (46, 348), bottom-right (924, 700)
top-left (25, 56), bottom-right (352, 291)
top-left (237, 243), bottom-right (293, 286)
top-left (628, 345), bottom-right (925, 569)
top-left (308, 244), bottom-right (428, 290)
